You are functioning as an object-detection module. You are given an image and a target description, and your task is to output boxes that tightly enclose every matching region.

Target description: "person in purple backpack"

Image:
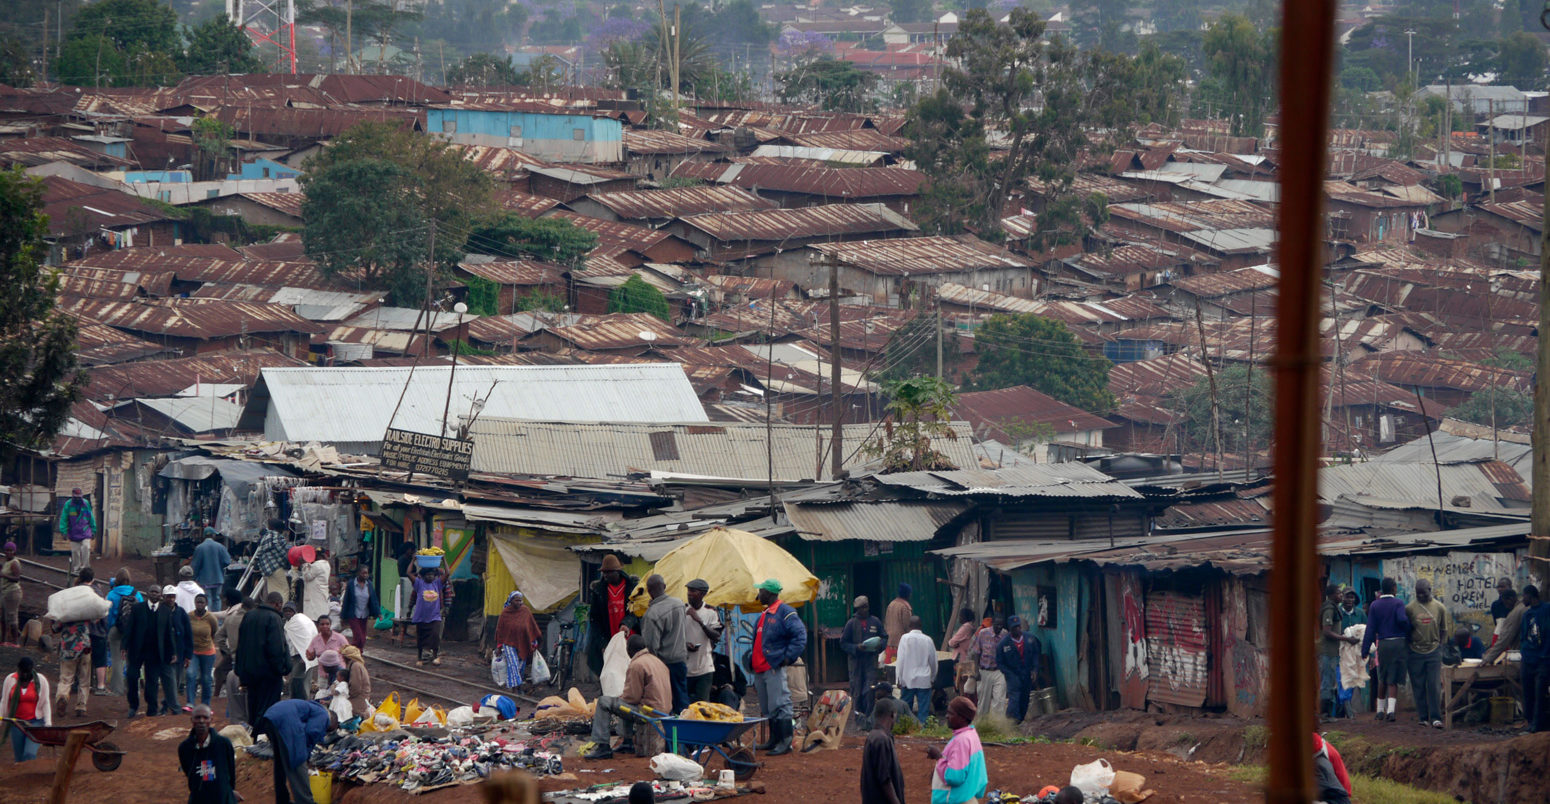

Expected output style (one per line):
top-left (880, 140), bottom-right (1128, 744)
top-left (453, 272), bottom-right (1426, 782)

top-left (57, 488), bottom-right (96, 582)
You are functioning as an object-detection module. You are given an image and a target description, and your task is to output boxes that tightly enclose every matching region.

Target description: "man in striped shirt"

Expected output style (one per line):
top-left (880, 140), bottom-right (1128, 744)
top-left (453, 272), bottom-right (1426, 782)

top-left (968, 617), bottom-right (1005, 724)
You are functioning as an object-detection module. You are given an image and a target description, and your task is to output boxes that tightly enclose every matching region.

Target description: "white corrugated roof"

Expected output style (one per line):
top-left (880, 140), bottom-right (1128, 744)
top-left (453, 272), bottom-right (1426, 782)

top-left (127, 396), bottom-right (245, 432)
top-left (254, 364), bottom-right (708, 445)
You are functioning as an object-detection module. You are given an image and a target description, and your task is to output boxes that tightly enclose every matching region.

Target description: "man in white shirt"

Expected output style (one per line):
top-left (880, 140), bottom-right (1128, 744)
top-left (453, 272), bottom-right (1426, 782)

top-left (301, 549), bottom-right (333, 623)
top-left (895, 616), bottom-right (937, 725)
top-left (280, 600), bottom-right (318, 701)
top-left (682, 578), bottom-right (723, 704)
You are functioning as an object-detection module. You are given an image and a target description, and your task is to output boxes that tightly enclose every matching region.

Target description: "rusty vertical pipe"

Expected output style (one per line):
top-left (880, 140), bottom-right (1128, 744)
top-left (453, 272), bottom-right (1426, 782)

top-left (1269, 1), bottom-right (1337, 802)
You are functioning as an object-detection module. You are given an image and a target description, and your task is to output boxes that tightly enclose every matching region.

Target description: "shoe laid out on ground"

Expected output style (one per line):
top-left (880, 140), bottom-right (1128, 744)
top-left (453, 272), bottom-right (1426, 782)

top-left (582, 745), bottom-right (614, 760)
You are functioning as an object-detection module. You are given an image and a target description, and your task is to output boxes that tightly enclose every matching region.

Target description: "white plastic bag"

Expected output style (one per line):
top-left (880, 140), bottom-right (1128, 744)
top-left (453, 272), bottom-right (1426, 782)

top-left (490, 652), bottom-right (507, 686)
top-left (650, 752), bottom-right (704, 781)
top-left (46, 586), bottom-right (110, 623)
top-left (446, 705), bottom-right (475, 727)
top-left (600, 632), bottom-right (630, 698)
top-left (1071, 758), bottom-right (1116, 797)
top-left (372, 712), bottom-right (401, 731)
top-left (530, 650), bottom-right (551, 685)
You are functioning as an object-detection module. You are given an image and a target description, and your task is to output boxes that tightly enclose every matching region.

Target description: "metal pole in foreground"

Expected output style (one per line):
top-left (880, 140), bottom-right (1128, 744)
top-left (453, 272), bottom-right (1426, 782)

top-left (1269, 1), bottom-right (1337, 802)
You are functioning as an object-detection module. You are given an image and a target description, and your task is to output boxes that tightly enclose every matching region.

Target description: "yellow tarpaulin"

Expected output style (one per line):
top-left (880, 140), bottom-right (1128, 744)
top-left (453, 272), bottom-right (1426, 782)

top-left (489, 534), bottom-right (580, 613)
top-left (628, 527), bottom-right (818, 615)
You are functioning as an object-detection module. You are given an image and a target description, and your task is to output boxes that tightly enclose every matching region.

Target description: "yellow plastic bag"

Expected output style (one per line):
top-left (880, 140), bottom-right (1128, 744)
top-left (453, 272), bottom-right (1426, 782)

top-left (403, 697), bottom-right (424, 724)
top-left (377, 692), bottom-right (402, 722)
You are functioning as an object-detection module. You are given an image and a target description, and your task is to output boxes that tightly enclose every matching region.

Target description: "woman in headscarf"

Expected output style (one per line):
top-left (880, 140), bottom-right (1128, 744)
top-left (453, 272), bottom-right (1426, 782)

top-left (494, 591), bottom-right (542, 690)
top-left (926, 696), bottom-right (987, 804)
top-left (339, 645), bottom-right (371, 719)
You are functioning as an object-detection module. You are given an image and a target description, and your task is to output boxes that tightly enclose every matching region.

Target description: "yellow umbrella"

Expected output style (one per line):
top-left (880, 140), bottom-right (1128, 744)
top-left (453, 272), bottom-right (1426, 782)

top-left (628, 526), bottom-right (819, 615)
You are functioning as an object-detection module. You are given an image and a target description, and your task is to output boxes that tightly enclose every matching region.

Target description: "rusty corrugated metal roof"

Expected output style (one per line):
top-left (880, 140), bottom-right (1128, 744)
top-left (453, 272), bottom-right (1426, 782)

top-left (237, 192), bottom-right (304, 219)
top-left (675, 202), bottom-right (917, 242)
top-left (1166, 265), bottom-right (1279, 298)
top-left (68, 250), bottom-right (354, 291)
top-left (622, 128), bottom-right (726, 155)
top-left (538, 312), bottom-right (696, 351)
top-left (456, 257), bottom-right (563, 286)
top-left (672, 161), bottom-right (925, 199)
top-left (584, 185), bottom-right (773, 220)
top-left (1357, 352), bottom-right (1531, 393)
top-left (82, 348), bottom-right (301, 401)
top-left (57, 297), bottom-right (324, 340)
top-left (809, 234), bottom-right (1030, 276)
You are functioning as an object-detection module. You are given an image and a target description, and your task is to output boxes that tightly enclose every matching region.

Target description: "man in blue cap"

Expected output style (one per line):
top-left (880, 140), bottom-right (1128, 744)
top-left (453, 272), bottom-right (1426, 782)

top-left (751, 578), bottom-right (805, 756)
top-left (996, 615), bottom-right (1039, 723)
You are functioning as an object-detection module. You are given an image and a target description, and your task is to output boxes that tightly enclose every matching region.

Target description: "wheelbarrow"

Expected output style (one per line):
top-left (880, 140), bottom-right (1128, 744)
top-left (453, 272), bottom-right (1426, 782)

top-left (617, 704), bottom-right (765, 781)
top-left (2, 718), bottom-right (126, 771)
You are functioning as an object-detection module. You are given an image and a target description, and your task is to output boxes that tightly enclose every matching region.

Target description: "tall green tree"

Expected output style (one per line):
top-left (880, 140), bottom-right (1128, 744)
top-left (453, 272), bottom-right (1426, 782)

top-left (467, 214), bottom-right (598, 269)
top-left (1170, 364), bottom-right (1269, 457)
top-left (862, 376), bottom-right (960, 473)
top-left (0, 36), bottom-right (37, 87)
top-left (889, 0), bottom-right (932, 25)
top-left (1496, 31), bottom-right (1547, 90)
top-left (775, 56), bottom-right (880, 112)
top-left (302, 122), bottom-right (492, 304)
top-left (302, 159), bottom-right (432, 305)
top-left (904, 9), bottom-right (1182, 240)
top-left (0, 169), bottom-right (86, 453)
top-left (1199, 13), bottom-right (1278, 138)
top-left (606, 274), bottom-right (671, 321)
top-left (179, 16), bottom-right (263, 74)
top-left (445, 53), bottom-right (523, 86)
top-left (55, 0), bottom-right (181, 86)
top-left (968, 314), bottom-right (1115, 413)
top-left (305, 121), bottom-right (492, 250)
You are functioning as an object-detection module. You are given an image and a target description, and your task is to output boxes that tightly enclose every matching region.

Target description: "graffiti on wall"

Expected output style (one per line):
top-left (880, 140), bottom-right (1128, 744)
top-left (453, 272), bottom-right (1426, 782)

top-left (1121, 579), bottom-right (1148, 683)
top-left (1388, 551), bottom-right (1522, 629)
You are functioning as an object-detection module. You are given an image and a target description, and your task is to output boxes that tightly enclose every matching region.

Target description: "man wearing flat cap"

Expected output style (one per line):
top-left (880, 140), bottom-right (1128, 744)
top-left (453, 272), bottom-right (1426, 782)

top-left (751, 578), bottom-right (806, 755)
top-left (840, 595), bottom-right (886, 725)
top-left (683, 579), bottom-right (723, 704)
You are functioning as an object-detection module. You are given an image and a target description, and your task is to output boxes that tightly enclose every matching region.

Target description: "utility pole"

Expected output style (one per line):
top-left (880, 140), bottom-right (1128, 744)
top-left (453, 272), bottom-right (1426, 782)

top-left (422, 226), bottom-right (436, 359)
top-left (1193, 300), bottom-right (1223, 479)
top-left (1488, 98), bottom-right (1497, 203)
top-left (1268, 1), bottom-right (1336, 800)
top-left (829, 257), bottom-right (843, 480)
top-left (346, 0), bottom-right (354, 74)
top-left (935, 292), bottom-right (944, 380)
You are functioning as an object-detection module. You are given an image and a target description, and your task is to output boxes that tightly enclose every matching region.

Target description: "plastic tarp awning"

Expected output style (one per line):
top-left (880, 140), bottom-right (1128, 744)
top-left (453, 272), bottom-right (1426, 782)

top-left (158, 456), bottom-right (296, 496)
top-left (489, 533), bottom-right (580, 613)
top-left (627, 527), bottom-right (818, 615)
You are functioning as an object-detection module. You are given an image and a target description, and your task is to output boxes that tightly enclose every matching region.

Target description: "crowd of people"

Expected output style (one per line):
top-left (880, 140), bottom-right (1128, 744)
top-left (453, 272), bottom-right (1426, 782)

top-left (1313, 574), bottom-right (1550, 733)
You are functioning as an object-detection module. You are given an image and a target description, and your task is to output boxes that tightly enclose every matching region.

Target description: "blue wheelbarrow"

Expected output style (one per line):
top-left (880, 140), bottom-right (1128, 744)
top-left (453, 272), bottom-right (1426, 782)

top-left (617, 704), bottom-right (766, 780)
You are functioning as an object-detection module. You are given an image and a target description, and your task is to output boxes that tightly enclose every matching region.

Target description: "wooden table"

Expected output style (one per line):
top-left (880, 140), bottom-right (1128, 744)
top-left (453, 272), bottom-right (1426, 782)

top-left (1442, 662), bottom-right (1518, 729)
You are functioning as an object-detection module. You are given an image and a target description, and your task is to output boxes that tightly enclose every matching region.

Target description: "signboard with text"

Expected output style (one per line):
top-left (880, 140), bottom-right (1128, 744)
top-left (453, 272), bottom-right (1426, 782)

top-left (379, 427), bottom-right (474, 481)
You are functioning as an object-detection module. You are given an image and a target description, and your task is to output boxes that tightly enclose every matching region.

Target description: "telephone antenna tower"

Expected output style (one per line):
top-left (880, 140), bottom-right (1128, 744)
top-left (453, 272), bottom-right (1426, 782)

top-left (227, 0), bottom-right (297, 74)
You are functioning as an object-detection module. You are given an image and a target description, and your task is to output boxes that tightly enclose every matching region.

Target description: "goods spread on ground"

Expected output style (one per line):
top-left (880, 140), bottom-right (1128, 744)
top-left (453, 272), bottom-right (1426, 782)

top-left (305, 728), bottom-right (567, 793)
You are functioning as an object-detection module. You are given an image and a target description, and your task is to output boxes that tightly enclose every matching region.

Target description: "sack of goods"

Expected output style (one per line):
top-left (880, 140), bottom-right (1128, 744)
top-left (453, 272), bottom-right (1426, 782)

top-left (46, 585), bottom-right (111, 623)
top-left (681, 701), bottom-right (743, 722)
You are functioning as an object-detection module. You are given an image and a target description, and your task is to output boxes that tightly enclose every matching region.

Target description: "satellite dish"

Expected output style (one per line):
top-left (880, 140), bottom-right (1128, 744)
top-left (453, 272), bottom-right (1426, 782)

top-left (639, 331), bottom-right (658, 342)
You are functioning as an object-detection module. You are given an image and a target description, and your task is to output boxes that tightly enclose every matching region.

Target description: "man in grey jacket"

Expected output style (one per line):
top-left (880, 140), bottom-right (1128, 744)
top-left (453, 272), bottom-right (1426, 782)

top-left (640, 574), bottom-right (688, 713)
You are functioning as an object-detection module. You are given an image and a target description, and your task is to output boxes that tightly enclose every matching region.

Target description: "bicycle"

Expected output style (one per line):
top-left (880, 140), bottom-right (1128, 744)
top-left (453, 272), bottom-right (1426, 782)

top-left (550, 619), bottom-right (577, 692)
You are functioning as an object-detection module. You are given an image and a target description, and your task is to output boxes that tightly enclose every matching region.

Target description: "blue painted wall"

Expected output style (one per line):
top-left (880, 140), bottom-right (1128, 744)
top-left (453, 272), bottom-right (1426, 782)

top-left (124, 170), bottom-right (192, 184)
top-left (227, 157), bottom-right (301, 181)
top-left (1010, 565), bottom-right (1090, 707)
top-left (424, 108), bottom-right (622, 143)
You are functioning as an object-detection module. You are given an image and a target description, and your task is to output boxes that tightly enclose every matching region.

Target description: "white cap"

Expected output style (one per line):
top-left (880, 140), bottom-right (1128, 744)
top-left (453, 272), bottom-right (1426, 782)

top-left (162, 585), bottom-right (178, 595)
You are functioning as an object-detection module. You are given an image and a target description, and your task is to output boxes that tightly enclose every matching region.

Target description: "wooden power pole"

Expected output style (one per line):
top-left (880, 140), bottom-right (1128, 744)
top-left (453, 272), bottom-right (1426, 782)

top-left (829, 257), bottom-right (843, 479)
top-left (1267, 1), bottom-right (1337, 802)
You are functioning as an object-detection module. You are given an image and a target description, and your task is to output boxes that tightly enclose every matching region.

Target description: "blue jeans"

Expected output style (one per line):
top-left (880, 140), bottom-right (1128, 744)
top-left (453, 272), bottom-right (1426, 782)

top-left (187, 653), bottom-right (215, 706)
top-left (9, 717), bottom-right (42, 762)
top-left (902, 687), bottom-right (931, 724)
